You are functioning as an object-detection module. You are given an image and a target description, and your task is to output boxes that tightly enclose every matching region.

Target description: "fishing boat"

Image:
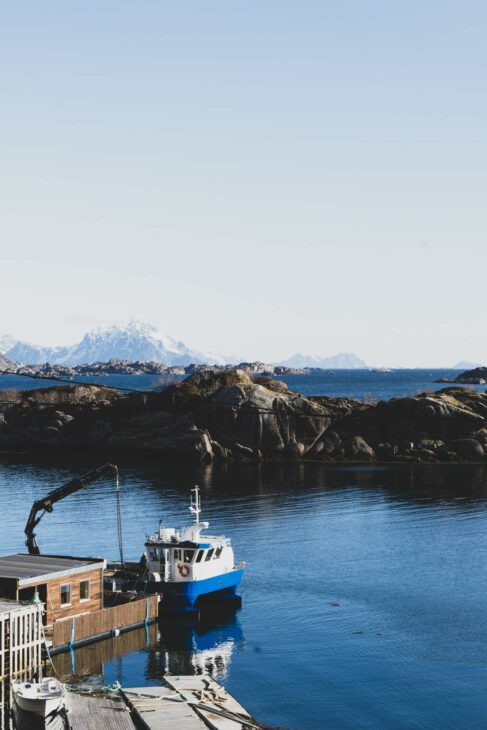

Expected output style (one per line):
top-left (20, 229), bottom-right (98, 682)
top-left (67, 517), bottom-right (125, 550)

top-left (144, 487), bottom-right (244, 613)
top-left (11, 677), bottom-right (65, 718)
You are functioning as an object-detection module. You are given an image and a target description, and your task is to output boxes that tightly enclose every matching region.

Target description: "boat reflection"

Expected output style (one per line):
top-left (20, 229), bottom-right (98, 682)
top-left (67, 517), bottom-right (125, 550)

top-left (152, 607), bottom-right (243, 680)
top-left (51, 606), bottom-right (243, 686)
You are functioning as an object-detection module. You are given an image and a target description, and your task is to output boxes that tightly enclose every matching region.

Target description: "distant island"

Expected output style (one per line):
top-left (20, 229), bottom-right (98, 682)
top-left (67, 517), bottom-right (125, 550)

top-left (2, 369), bottom-right (487, 463)
top-left (0, 359), bottom-right (310, 378)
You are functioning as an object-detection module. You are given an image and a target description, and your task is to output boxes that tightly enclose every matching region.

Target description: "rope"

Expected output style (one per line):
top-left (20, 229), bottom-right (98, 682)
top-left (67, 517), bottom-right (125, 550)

top-left (115, 467), bottom-right (124, 568)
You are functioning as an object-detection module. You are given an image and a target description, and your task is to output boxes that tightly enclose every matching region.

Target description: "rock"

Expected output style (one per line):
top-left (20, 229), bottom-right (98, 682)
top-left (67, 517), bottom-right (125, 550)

top-left (252, 377), bottom-right (288, 393)
top-left (454, 366), bottom-right (487, 384)
top-left (445, 439), bottom-right (485, 459)
top-left (3, 372), bottom-right (487, 464)
top-left (343, 436), bottom-right (375, 459)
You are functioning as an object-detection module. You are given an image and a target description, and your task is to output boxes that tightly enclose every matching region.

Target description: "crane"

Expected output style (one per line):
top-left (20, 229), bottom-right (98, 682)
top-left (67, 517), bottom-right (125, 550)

top-left (24, 463), bottom-right (122, 563)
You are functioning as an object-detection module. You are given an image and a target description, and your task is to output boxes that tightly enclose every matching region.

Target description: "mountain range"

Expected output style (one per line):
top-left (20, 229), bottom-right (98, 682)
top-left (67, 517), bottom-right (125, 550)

top-left (278, 352), bottom-right (368, 369)
top-left (0, 321), bottom-right (227, 366)
top-left (0, 321), bottom-right (371, 368)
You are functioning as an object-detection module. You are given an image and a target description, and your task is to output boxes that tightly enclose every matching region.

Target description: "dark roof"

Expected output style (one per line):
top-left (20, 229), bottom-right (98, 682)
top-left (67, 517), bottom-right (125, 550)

top-left (0, 554), bottom-right (105, 583)
top-left (0, 598), bottom-right (31, 614)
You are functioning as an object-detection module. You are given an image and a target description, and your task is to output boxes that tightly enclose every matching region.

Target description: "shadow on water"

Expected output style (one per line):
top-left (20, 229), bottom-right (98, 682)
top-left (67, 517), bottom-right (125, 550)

top-left (2, 451), bottom-right (487, 507)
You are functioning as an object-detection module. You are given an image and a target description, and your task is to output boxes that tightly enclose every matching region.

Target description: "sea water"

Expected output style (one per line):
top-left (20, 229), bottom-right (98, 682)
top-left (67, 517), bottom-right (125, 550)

top-left (0, 368), bottom-right (483, 402)
top-left (0, 457), bottom-right (486, 729)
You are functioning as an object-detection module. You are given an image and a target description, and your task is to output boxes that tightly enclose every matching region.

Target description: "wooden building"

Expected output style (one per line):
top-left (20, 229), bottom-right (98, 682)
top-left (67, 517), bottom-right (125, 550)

top-left (0, 554), bottom-right (105, 626)
top-left (0, 598), bottom-right (43, 680)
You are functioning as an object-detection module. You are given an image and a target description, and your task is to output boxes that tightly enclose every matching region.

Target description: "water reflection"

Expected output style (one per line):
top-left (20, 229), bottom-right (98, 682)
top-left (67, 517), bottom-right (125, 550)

top-left (51, 609), bottom-right (243, 687)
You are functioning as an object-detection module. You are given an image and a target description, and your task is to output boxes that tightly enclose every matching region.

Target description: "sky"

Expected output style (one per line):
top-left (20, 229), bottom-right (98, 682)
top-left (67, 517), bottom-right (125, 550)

top-left (0, 1), bottom-right (486, 367)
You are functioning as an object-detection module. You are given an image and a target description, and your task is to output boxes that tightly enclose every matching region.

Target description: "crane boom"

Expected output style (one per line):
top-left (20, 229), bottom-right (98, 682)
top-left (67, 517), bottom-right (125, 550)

top-left (25, 463), bottom-right (119, 555)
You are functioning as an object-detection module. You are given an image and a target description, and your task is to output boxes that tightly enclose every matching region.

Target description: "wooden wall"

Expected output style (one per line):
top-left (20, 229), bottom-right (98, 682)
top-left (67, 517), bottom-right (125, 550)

top-left (51, 595), bottom-right (159, 648)
top-left (19, 568), bottom-right (104, 625)
top-left (45, 568), bottom-right (103, 624)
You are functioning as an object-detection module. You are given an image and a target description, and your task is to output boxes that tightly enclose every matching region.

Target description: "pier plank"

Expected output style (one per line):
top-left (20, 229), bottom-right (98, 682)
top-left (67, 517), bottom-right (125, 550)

top-left (67, 691), bottom-right (135, 730)
top-left (126, 678), bottom-right (255, 730)
top-left (123, 686), bottom-right (208, 729)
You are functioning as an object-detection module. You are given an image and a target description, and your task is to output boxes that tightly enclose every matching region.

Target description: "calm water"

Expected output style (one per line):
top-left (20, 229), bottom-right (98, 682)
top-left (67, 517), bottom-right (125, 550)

top-left (0, 369), bottom-right (484, 401)
top-left (0, 457), bottom-right (486, 729)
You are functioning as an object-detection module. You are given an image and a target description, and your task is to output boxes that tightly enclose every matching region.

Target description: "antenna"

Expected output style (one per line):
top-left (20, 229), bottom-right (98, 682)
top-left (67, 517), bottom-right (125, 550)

top-left (190, 485), bottom-right (201, 525)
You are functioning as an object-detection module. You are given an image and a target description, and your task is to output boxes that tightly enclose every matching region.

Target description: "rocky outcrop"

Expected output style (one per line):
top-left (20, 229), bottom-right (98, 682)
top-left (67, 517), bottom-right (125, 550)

top-left (2, 373), bottom-right (487, 462)
top-left (454, 366), bottom-right (487, 384)
top-left (6, 359), bottom-right (309, 378)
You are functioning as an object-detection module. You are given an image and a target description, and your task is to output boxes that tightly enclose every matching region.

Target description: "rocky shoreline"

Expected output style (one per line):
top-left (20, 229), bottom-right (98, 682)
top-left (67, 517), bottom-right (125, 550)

top-left (0, 357), bottom-right (309, 377)
top-left (1, 370), bottom-right (487, 463)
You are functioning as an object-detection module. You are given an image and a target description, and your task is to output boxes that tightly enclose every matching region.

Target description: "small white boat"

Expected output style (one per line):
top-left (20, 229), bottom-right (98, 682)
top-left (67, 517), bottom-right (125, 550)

top-left (11, 677), bottom-right (65, 718)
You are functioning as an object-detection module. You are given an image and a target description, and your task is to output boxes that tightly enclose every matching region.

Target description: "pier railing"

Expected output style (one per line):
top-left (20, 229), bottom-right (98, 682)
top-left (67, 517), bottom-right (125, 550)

top-left (51, 595), bottom-right (158, 649)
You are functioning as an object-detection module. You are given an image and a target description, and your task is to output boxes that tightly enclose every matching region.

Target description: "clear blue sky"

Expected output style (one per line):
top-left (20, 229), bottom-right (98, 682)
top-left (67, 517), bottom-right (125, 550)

top-left (1, 1), bottom-right (486, 366)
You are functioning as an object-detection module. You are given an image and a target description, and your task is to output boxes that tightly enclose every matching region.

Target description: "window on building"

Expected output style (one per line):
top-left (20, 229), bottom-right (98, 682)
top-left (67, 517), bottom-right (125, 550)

top-left (60, 584), bottom-right (71, 606)
top-left (205, 549), bottom-right (214, 561)
top-left (195, 550), bottom-right (204, 563)
top-left (183, 550), bottom-right (194, 563)
top-left (80, 579), bottom-right (90, 601)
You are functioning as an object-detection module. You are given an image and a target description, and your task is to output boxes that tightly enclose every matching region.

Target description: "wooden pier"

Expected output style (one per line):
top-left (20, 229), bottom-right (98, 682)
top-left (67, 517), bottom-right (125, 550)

top-left (66, 691), bottom-right (134, 730)
top-left (123, 675), bottom-right (258, 729)
top-left (3, 675), bottom-right (258, 730)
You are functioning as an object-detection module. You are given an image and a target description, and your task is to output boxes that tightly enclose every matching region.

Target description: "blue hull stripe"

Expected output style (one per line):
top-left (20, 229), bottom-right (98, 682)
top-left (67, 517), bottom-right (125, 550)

top-left (147, 569), bottom-right (244, 608)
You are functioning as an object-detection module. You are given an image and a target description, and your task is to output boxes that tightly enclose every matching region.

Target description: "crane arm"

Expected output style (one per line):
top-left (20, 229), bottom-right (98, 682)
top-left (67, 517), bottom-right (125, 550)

top-left (25, 463), bottom-right (119, 554)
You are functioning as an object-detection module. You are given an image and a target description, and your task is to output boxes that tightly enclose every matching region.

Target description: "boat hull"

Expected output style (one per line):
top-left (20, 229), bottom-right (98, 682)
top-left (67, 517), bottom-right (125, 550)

top-left (146, 568), bottom-right (244, 609)
top-left (13, 706), bottom-right (67, 730)
top-left (13, 694), bottom-right (64, 718)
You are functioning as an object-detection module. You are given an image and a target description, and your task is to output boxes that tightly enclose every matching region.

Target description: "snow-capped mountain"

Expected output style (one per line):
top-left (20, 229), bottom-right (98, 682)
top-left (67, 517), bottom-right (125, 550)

top-left (1, 321), bottom-right (227, 366)
top-left (0, 335), bottom-right (16, 354)
top-left (278, 352), bottom-right (368, 369)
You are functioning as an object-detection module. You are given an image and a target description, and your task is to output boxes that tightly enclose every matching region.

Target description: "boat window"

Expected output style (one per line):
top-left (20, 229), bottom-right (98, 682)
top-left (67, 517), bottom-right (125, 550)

top-left (214, 547), bottom-right (223, 559)
top-left (173, 549), bottom-right (181, 561)
top-left (149, 549), bottom-right (158, 561)
top-left (195, 550), bottom-right (204, 563)
top-left (79, 579), bottom-right (90, 602)
top-left (205, 549), bottom-right (214, 561)
top-left (183, 550), bottom-right (194, 564)
top-left (60, 584), bottom-right (71, 607)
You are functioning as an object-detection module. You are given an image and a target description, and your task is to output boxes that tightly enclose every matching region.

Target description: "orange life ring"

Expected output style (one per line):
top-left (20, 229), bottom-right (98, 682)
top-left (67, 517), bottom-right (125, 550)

top-left (178, 564), bottom-right (190, 577)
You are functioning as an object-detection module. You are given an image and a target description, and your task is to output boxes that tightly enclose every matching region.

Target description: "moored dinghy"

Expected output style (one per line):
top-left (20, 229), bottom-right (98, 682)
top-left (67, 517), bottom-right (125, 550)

top-left (11, 677), bottom-right (65, 719)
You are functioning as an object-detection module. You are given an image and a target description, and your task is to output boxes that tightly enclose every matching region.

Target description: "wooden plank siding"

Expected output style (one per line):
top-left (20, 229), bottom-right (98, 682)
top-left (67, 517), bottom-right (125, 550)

top-left (52, 595), bottom-right (158, 648)
top-left (20, 568), bottom-right (104, 625)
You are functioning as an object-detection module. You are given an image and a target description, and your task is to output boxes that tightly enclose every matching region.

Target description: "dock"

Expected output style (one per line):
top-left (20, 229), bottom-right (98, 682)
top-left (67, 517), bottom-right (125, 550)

top-left (123, 675), bottom-right (259, 729)
top-left (66, 691), bottom-right (134, 730)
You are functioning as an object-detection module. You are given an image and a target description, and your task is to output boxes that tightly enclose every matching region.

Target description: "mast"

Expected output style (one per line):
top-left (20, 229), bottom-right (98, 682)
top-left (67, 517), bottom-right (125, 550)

top-left (190, 485), bottom-right (201, 525)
